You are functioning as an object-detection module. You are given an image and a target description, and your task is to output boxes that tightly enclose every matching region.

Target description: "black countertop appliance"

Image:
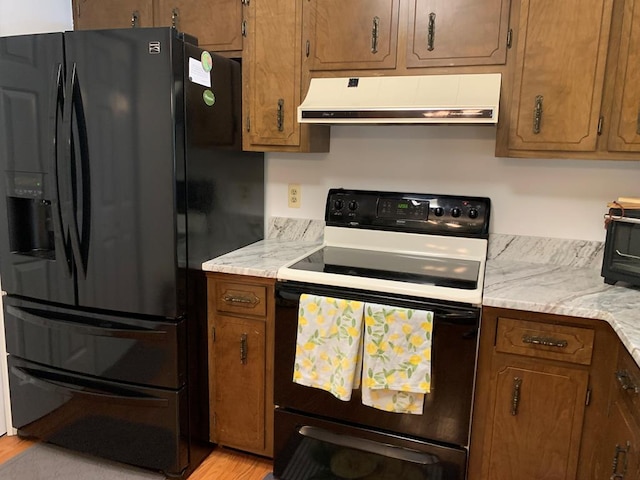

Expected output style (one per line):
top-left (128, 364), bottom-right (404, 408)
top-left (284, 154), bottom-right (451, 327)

top-left (0, 27), bottom-right (264, 478)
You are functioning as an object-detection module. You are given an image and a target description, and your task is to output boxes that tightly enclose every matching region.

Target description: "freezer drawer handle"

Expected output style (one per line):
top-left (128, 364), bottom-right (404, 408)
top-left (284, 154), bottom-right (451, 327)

top-left (6, 304), bottom-right (168, 341)
top-left (11, 366), bottom-right (169, 408)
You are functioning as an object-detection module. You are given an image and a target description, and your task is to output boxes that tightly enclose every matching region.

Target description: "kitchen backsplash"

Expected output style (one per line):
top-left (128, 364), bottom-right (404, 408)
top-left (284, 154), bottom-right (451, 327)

top-left (268, 217), bottom-right (605, 270)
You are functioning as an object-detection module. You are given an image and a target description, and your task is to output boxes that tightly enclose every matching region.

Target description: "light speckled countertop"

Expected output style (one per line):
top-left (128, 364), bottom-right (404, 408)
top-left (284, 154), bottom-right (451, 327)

top-left (202, 219), bottom-right (640, 366)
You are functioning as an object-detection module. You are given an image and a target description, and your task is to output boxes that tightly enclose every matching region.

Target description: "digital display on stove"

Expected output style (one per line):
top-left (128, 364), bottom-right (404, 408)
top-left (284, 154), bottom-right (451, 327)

top-left (378, 198), bottom-right (429, 220)
top-left (288, 246), bottom-right (480, 289)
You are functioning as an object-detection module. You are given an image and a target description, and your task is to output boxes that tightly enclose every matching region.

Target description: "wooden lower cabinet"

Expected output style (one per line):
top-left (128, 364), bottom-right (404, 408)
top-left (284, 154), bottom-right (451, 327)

top-left (206, 273), bottom-right (275, 457)
top-left (469, 307), bottom-right (619, 480)
top-left (591, 346), bottom-right (640, 479)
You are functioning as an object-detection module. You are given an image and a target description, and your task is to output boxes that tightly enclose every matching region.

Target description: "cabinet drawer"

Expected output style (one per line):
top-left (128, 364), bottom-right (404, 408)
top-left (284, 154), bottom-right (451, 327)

top-left (215, 282), bottom-right (267, 317)
top-left (615, 347), bottom-right (640, 425)
top-left (495, 317), bottom-right (595, 365)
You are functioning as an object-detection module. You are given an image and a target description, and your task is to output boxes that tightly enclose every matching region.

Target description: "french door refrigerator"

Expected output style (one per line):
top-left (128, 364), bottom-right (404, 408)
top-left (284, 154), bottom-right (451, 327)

top-left (0, 27), bottom-right (264, 477)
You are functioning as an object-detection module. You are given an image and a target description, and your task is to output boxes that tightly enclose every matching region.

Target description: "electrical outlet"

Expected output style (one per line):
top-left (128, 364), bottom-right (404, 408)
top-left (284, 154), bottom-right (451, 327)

top-left (288, 184), bottom-right (301, 208)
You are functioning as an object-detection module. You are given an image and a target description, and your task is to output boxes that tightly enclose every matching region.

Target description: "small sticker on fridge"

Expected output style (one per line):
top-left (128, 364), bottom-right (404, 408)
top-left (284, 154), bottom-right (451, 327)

top-left (203, 90), bottom-right (215, 106)
top-left (188, 57), bottom-right (211, 88)
top-left (201, 51), bottom-right (213, 72)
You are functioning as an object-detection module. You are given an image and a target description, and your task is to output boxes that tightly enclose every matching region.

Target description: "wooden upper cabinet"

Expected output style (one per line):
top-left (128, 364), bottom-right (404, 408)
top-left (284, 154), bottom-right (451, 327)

top-left (608, 0), bottom-right (640, 152)
top-left (73, 0), bottom-right (154, 29)
top-left (406, 0), bottom-right (511, 68)
top-left (243, 0), bottom-right (329, 152)
top-left (244, 0), bottom-right (301, 148)
top-left (155, 0), bottom-right (244, 52)
top-left (506, 0), bottom-right (614, 152)
top-left (304, 0), bottom-right (400, 71)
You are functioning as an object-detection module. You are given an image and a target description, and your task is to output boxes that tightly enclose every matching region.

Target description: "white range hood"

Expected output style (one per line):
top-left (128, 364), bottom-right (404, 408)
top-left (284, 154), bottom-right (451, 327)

top-left (298, 73), bottom-right (502, 125)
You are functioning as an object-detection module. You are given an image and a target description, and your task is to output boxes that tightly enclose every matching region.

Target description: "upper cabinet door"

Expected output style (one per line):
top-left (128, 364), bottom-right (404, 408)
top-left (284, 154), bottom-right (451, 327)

top-left (507, 0), bottom-right (613, 152)
top-left (608, 0), bottom-right (640, 152)
top-left (155, 0), bottom-right (244, 53)
top-left (73, 0), bottom-right (154, 29)
top-left (304, 0), bottom-right (400, 71)
top-left (406, 0), bottom-right (511, 68)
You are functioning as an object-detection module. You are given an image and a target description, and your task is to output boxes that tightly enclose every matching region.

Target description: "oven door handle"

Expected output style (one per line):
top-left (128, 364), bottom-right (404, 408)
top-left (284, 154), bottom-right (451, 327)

top-left (299, 425), bottom-right (439, 465)
top-left (277, 288), bottom-right (478, 322)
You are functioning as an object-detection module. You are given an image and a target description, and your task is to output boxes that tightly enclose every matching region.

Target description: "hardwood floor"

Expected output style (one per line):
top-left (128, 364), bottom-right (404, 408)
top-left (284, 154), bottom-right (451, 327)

top-left (0, 434), bottom-right (273, 479)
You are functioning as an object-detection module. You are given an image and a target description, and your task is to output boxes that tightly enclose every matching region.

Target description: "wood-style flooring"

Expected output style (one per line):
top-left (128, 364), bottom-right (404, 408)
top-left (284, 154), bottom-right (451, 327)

top-left (0, 434), bottom-right (273, 479)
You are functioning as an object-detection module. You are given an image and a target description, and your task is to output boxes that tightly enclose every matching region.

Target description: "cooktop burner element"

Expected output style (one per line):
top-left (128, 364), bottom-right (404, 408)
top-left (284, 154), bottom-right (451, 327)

top-left (278, 189), bottom-right (491, 305)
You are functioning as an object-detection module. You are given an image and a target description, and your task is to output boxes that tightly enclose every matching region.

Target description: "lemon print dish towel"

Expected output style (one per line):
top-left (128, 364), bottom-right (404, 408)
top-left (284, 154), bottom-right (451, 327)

top-left (293, 294), bottom-right (365, 401)
top-left (362, 302), bottom-right (434, 414)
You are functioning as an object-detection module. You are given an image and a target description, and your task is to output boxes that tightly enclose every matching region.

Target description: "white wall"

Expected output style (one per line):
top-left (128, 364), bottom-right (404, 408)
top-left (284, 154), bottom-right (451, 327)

top-left (0, 0), bottom-right (73, 437)
top-left (0, 0), bottom-right (72, 36)
top-left (266, 125), bottom-right (640, 242)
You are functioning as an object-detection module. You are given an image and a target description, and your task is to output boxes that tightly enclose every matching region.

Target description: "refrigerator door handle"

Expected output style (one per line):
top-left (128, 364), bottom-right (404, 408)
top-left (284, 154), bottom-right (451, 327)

top-left (6, 304), bottom-right (168, 341)
top-left (10, 365), bottom-right (169, 408)
top-left (52, 63), bottom-right (73, 275)
top-left (62, 62), bottom-right (88, 277)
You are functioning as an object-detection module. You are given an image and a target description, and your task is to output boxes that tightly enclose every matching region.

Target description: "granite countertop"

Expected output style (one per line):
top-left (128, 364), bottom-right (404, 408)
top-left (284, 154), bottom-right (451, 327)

top-left (202, 219), bottom-right (640, 366)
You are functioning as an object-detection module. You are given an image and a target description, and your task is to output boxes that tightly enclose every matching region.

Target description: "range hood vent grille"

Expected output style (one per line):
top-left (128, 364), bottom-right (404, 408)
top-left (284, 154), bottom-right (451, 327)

top-left (298, 73), bottom-right (502, 125)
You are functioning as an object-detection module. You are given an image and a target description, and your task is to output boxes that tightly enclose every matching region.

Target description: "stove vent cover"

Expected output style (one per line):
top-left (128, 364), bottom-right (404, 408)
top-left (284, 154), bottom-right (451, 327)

top-left (298, 73), bottom-right (501, 125)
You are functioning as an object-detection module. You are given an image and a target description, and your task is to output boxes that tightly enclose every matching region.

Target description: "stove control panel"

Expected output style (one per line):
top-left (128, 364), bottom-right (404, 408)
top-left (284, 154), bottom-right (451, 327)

top-left (325, 188), bottom-right (490, 238)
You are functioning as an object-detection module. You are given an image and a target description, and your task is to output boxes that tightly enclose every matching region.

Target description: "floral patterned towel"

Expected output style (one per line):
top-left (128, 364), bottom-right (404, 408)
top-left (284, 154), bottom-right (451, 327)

top-left (361, 302), bottom-right (434, 414)
top-left (293, 294), bottom-right (365, 401)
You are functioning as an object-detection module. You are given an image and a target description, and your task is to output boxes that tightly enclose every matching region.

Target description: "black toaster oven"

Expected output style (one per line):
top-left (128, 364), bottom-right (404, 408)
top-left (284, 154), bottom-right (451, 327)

top-left (602, 207), bottom-right (640, 286)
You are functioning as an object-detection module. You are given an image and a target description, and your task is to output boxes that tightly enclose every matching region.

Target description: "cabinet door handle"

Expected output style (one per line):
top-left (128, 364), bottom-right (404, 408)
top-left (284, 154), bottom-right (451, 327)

top-left (636, 109), bottom-right (640, 135)
top-left (371, 16), bottom-right (380, 54)
top-left (611, 441), bottom-right (630, 479)
top-left (511, 377), bottom-right (522, 416)
top-left (277, 98), bottom-right (285, 132)
top-left (533, 95), bottom-right (544, 134)
top-left (242, 0), bottom-right (250, 5)
top-left (427, 12), bottom-right (436, 51)
top-left (616, 370), bottom-right (640, 394)
top-left (131, 11), bottom-right (139, 28)
top-left (240, 333), bottom-right (248, 364)
top-left (171, 7), bottom-right (179, 29)
top-left (522, 334), bottom-right (568, 348)
top-left (242, 20), bottom-right (247, 37)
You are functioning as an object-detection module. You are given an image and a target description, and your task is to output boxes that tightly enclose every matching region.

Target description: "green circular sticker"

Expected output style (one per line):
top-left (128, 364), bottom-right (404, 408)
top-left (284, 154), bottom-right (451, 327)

top-left (201, 51), bottom-right (213, 72)
top-left (203, 90), bottom-right (215, 106)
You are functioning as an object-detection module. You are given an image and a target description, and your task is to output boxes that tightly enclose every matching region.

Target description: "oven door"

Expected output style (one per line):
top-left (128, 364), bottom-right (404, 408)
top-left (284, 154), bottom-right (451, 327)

top-left (274, 281), bottom-right (480, 448)
top-left (274, 409), bottom-right (467, 480)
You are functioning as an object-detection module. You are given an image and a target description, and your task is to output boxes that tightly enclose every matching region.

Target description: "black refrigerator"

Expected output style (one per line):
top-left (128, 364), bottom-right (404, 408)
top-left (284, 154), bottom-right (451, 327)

top-left (0, 27), bottom-right (264, 477)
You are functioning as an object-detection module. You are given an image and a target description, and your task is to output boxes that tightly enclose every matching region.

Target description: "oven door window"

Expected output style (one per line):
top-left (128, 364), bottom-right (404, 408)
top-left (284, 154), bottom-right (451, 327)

top-left (280, 425), bottom-right (452, 480)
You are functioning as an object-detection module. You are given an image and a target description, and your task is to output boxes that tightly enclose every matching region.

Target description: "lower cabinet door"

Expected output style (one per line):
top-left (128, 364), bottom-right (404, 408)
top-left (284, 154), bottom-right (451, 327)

top-left (212, 315), bottom-right (266, 453)
top-left (484, 359), bottom-right (589, 480)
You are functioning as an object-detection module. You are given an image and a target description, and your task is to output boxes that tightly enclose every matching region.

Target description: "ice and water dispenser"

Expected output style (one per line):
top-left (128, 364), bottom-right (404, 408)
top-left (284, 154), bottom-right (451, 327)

top-left (5, 172), bottom-right (55, 259)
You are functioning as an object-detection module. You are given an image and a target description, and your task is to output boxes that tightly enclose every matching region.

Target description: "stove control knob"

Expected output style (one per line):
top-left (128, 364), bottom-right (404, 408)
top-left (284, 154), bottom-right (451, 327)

top-left (433, 207), bottom-right (444, 217)
top-left (348, 200), bottom-right (358, 211)
top-left (468, 208), bottom-right (479, 219)
top-left (451, 207), bottom-right (462, 218)
top-left (334, 199), bottom-right (344, 210)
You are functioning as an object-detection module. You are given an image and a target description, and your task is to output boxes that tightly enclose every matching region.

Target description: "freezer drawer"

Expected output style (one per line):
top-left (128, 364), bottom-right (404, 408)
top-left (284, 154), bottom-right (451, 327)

top-left (3, 296), bottom-right (185, 389)
top-left (8, 356), bottom-right (188, 475)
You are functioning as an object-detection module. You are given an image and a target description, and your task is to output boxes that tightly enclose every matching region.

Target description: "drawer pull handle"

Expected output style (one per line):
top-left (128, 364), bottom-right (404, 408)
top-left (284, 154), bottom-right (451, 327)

top-left (240, 333), bottom-right (248, 364)
top-left (222, 293), bottom-right (260, 308)
top-left (522, 334), bottom-right (568, 348)
top-left (611, 441), bottom-right (630, 479)
top-left (616, 370), bottom-right (640, 394)
top-left (511, 377), bottom-right (522, 416)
